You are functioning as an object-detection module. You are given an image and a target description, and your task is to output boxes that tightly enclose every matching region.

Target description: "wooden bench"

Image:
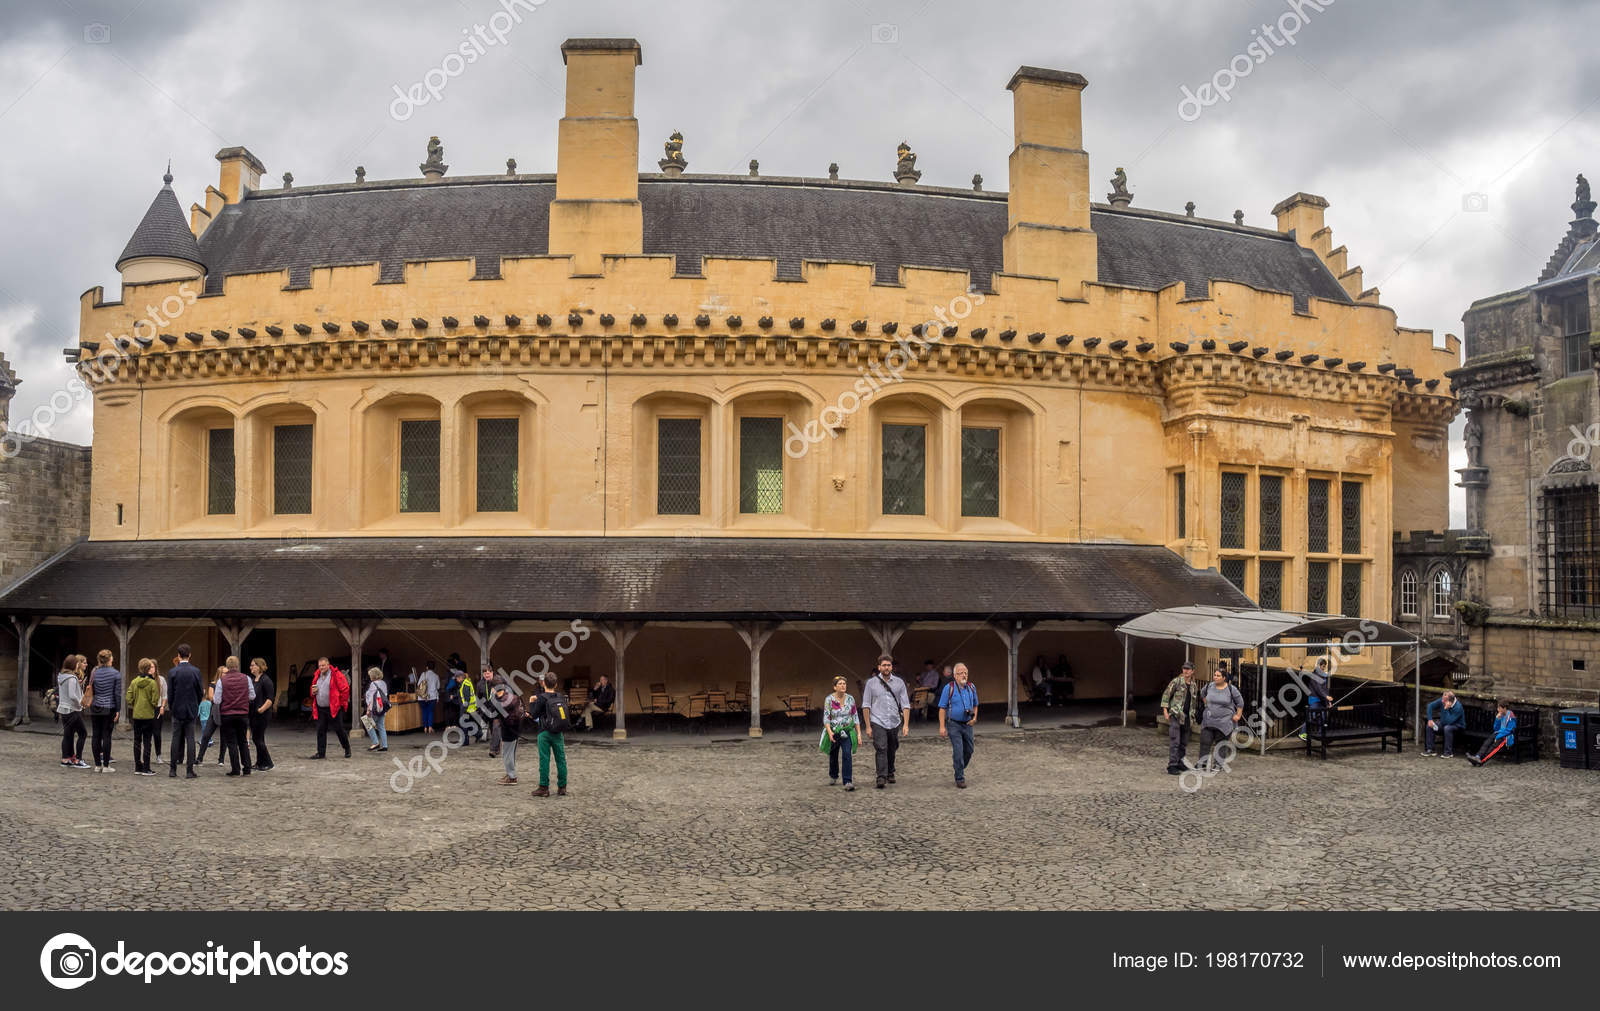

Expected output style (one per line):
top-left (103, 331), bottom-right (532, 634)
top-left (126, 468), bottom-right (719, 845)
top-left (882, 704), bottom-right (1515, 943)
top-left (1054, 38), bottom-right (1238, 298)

top-left (1457, 705), bottom-right (1540, 763)
top-left (1304, 702), bottom-right (1403, 760)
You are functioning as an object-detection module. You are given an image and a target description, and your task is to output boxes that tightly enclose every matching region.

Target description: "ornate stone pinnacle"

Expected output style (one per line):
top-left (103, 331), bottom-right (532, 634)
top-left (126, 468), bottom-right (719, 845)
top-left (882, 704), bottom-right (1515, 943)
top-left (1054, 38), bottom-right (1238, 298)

top-left (828, 162), bottom-right (839, 181)
top-left (1106, 167), bottom-right (1132, 207)
top-left (659, 130), bottom-right (686, 176)
top-left (893, 141), bottom-right (921, 186)
top-left (420, 136), bottom-right (448, 181)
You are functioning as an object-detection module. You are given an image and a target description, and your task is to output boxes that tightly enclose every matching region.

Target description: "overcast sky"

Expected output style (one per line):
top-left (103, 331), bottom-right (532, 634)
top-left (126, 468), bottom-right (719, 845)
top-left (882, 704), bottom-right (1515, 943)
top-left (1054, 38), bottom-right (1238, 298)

top-left (3, 0), bottom-right (1595, 527)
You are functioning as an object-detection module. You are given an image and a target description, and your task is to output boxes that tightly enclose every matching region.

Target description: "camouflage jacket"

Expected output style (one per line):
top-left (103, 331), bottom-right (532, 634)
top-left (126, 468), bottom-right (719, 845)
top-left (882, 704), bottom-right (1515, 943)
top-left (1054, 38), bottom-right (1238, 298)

top-left (1160, 675), bottom-right (1199, 723)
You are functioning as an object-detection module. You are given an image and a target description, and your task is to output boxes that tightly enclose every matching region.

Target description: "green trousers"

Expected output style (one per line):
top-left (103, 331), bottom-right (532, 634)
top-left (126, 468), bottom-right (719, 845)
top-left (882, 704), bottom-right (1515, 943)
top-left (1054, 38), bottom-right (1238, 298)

top-left (537, 730), bottom-right (567, 788)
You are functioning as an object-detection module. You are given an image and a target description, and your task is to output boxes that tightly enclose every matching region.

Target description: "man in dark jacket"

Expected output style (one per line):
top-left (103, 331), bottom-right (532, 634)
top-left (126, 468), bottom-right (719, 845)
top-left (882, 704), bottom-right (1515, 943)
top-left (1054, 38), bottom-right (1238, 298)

top-left (166, 644), bottom-right (205, 779)
top-left (1424, 690), bottom-right (1467, 757)
top-left (581, 674), bottom-right (615, 731)
top-left (218, 658), bottom-right (254, 777)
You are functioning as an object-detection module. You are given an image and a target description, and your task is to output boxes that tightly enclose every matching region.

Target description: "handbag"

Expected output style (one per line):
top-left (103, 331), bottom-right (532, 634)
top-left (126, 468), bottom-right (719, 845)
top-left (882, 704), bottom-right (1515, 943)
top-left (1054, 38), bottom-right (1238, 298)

top-left (360, 714), bottom-right (376, 734)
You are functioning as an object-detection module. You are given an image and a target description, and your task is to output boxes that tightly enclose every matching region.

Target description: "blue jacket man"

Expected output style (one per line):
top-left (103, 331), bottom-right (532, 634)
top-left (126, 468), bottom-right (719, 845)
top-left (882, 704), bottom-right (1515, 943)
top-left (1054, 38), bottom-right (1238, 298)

top-left (1423, 691), bottom-right (1465, 757)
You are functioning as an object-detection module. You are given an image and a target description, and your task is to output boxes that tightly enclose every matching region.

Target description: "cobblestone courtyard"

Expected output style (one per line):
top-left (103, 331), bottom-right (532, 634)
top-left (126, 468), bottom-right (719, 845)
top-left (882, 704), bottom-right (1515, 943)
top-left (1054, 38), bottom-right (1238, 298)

top-left (2, 723), bottom-right (1595, 910)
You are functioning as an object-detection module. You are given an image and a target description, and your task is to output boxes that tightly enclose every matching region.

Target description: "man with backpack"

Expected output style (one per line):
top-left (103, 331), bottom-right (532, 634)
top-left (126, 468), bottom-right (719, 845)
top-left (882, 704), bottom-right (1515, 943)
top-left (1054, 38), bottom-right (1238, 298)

top-left (528, 673), bottom-right (570, 797)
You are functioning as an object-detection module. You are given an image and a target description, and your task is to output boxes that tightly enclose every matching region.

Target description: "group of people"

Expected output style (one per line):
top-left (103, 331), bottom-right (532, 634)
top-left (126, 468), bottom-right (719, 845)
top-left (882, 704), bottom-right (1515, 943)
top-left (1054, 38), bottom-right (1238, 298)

top-left (52, 645), bottom-right (276, 777)
top-left (819, 655), bottom-right (981, 790)
top-left (1423, 690), bottom-right (1520, 766)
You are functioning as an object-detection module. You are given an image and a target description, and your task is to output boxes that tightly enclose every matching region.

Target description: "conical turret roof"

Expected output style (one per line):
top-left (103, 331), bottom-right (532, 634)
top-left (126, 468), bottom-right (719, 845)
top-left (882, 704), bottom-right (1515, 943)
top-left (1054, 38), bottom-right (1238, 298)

top-left (116, 169), bottom-right (205, 272)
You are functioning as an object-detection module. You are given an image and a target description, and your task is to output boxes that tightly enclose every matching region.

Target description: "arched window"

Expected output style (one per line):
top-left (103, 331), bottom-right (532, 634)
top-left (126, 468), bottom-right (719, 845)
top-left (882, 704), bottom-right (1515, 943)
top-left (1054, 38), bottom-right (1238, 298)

top-left (1431, 569), bottom-right (1453, 619)
top-left (1399, 569), bottom-right (1418, 616)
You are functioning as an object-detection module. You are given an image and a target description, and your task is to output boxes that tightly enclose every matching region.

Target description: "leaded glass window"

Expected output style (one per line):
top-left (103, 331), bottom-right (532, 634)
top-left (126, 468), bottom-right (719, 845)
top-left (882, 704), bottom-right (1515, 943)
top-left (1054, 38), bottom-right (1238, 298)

top-left (882, 423), bottom-right (926, 515)
top-left (739, 417), bottom-right (784, 514)
top-left (960, 427), bottom-right (1000, 518)
top-left (1543, 486), bottom-right (1600, 618)
top-left (657, 417), bottom-right (702, 515)
top-left (1432, 569), bottom-right (1454, 619)
top-left (1220, 472), bottom-right (1246, 550)
top-left (1340, 562), bottom-right (1362, 618)
top-left (206, 427), bottom-right (235, 516)
top-left (1307, 478), bottom-right (1330, 553)
top-left (1174, 471), bottom-right (1187, 539)
top-left (1259, 474), bottom-right (1282, 551)
top-left (476, 417), bottom-right (519, 513)
top-left (1400, 568), bottom-right (1418, 616)
top-left (1258, 559), bottom-right (1283, 610)
top-left (1307, 560), bottom-right (1330, 613)
top-left (273, 424), bottom-right (312, 515)
top-left (399, 419), bottom-right (440, 513)
top-left (1341, 480), bottom-right (1362, 554)
top-left (1220, 557), bottom-right (1247, 594)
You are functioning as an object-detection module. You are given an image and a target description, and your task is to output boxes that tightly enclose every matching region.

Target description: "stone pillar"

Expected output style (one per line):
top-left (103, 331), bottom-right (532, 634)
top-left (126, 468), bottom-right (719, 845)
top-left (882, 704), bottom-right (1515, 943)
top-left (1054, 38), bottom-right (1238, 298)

top-left (1183, 421), bottom-right (1210, 570)
top-left (595, 621), bottom-right (643, 740)
top-left (732, 622), bottom-right (781, 738)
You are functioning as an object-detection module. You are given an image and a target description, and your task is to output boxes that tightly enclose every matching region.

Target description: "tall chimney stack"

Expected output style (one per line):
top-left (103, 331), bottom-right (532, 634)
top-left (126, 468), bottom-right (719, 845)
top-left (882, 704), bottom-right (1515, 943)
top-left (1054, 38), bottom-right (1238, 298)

top-left (1002, 67), bottom-right (1096, 291)
top-left (549, 38), bottom-right (644, 276)
top-left (214, 147), bottom-right (265, 205)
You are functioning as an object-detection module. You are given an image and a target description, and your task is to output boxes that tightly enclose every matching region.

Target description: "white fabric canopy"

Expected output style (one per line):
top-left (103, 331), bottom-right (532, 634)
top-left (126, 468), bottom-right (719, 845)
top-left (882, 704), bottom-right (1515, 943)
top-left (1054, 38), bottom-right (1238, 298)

top-left (1117, 606), bottom-right (1417, 649)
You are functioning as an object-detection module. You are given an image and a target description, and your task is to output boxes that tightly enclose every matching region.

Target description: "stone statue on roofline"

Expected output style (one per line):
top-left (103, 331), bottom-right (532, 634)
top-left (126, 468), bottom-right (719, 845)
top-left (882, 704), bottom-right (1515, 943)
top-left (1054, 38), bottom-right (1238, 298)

top-left (659, 130), bottom-right (687, 176)
top-left (1107, 166), bottom-right (1132, 207)
top-left (894, 141), bottom-right (921, 186)
top-left (1578, 173), bottom-right (1591, 206)
top-left (1576, 173), bottom-right (1595, 218)
top-left (420, 136), bottom-right (448, 181)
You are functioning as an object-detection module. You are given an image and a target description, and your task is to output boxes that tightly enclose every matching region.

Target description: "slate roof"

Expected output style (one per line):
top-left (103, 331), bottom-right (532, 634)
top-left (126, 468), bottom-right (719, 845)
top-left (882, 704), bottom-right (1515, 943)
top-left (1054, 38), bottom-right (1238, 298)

top-left (117, 174), bottom-right (205, 272)
top-left (184, 174), bottom-right (1351, 308)
top-left (0, 537), bottom-right (1250, 621)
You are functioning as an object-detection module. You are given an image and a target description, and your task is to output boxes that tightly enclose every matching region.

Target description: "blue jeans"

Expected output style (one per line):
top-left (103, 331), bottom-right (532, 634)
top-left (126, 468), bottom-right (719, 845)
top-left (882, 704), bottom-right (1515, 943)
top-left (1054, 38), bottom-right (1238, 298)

top-left (948, 721), bottom-right (974, 781)
top-left (368, 713), bottom-right (387, 748)
top-left (1425, 723), bottom-right (1456, 754)
top-left (418, 699), bottom-right (435, 729)
top-left (828, 731), bottom-right (853, 783)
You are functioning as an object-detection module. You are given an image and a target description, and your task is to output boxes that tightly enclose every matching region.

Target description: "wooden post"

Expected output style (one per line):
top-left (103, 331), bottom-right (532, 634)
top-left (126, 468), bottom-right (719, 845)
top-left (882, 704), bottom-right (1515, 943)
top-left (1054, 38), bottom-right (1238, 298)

top-left (861, 620), bottom-right (911, 659)
top-left (333, 618), bottom-right (380, 737)
top-left (9, 615), bottom-right (42, 726)
top-left (988, 619), bottom-right (1035, 729)
top-left (732, 621), bottom-right (781, 738)
top-left (595, 621), bottom-right (643, 740)
top-left (108, 616), bottom-right (148, 723)
top-left (457, 619), bottom-right (510, 678)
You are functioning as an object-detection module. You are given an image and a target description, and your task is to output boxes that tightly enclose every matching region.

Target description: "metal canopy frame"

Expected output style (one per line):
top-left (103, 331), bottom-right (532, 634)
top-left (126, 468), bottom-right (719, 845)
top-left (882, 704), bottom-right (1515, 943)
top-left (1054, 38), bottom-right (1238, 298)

top-left (1115, 606), bottom-right (1423, 754)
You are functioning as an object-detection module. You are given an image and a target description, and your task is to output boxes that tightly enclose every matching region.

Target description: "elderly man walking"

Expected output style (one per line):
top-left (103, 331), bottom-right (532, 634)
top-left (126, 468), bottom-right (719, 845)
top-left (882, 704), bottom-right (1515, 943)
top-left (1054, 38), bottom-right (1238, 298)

top-left (1160, 661), bottom-right (1199, 775)
top-left (861, 655), bottom-right (911, 789)
top-left (938, 662), bottom-right (979, 788)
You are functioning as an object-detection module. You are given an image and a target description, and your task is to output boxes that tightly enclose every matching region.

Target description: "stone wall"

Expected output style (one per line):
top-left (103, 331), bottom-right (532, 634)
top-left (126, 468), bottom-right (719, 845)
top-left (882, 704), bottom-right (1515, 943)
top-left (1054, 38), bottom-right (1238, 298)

top-left (0, 434), bottom-right (92, 719)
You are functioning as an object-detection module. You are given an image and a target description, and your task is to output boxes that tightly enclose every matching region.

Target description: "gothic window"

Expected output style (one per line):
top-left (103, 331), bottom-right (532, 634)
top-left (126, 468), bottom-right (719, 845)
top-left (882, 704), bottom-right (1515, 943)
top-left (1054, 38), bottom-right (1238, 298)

top-left (272, 424), bottom-right (312, 515)
top-left (882, 423), bottom-right (926, 516)
top-left (1220, 472), bottom-right (1246, 550)
top-left (1431, 569), bottom-right (1454, 619)
top-left (739, 417), bottom-right (784, 515)
top-left (1259, 474), bottom-right (1282, 551)
top-left (476, 417), bottom-right (519, 513)
top-left (657, 418), bottom-right (702, 515)
top-left (960, 427), bottom-right (1000, 518)
top-left (1399, 568), bottom-right (1418, 616)
top-left (206, 427), bottom-right (235, 516)
top-left (398, 419), bottom-right (441, 513)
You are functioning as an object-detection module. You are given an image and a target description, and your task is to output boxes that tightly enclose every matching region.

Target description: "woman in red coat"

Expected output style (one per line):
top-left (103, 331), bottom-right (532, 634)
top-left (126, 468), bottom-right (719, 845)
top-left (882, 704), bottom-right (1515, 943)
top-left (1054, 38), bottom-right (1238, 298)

top-left (307, 657), bottom-right (351, 759)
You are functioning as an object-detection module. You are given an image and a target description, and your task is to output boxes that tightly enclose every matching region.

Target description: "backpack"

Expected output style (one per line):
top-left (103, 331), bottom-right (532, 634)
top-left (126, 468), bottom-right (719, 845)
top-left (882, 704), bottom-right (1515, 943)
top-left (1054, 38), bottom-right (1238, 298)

top-left (44, 682), bottom-right (59, 712)
top-left (371, 684), bottom-right (387, 715)
top-left (540, 692), bottom-right (570, 734)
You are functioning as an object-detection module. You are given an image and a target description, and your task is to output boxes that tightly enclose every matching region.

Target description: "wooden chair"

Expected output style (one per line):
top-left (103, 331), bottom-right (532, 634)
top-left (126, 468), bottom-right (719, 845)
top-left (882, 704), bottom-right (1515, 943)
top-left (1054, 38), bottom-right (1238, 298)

top-left (567, 679), bottom-right (591, 712)
top-left (781, 693), bottom-right (810, 731)
top-left (730, 681), bottom-right (751, 714)
top-left (684, 693), bottom-right (710, 734)
top-left (649, 682), bottom-right (676, 709)
top-left (910, 686), bottom-right (934, 720)
top-left (705, 689), bottom-right (730, 730)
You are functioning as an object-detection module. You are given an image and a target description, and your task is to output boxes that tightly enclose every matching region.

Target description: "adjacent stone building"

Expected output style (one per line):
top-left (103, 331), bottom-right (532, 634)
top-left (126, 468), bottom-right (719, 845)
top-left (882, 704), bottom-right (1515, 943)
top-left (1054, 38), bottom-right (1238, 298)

top-left (0, 353), bottom-right (93, 719)
top-left (1446, 174), bottom-right (1600, 700)
top-left (0, 37), bottom-right (1458, 732)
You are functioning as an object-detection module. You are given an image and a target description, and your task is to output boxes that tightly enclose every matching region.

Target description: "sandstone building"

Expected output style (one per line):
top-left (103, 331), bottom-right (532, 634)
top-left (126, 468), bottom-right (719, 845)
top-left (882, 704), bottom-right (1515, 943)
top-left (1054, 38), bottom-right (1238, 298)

top-left (0, 38), bottom-right (1457, 733)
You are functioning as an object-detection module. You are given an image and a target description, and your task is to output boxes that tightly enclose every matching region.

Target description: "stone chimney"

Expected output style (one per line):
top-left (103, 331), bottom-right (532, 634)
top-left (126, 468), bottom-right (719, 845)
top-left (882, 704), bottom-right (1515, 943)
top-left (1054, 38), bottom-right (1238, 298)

top-left (549, 38), bottom-right (644, 276)
top-left (214, 147), bottom-right (265, 205)
top-left (1271, 192), bottom-right (1329, 248)
top-left (1002, 67), bottom-right (1097, 291)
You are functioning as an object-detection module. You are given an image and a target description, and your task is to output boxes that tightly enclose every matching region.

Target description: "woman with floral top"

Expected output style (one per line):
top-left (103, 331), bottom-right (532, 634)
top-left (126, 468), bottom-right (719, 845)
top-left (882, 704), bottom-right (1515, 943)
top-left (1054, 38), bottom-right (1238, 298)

top-left (822, 675), bottom-right (861, 791)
